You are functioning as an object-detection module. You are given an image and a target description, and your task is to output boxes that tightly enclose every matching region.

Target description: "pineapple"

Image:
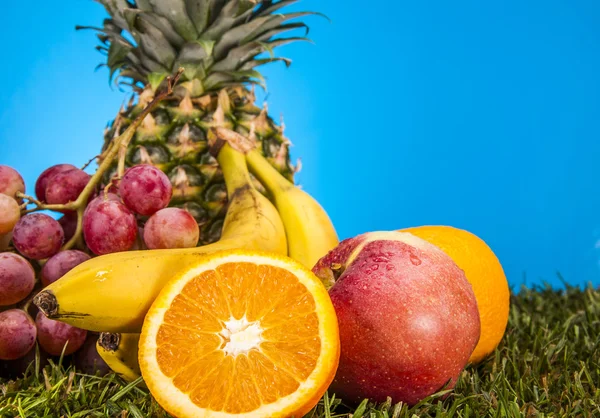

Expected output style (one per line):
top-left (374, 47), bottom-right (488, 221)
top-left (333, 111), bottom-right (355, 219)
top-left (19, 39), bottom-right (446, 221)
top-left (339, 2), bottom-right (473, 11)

top-left (85, 0), bottom-right (315, 245)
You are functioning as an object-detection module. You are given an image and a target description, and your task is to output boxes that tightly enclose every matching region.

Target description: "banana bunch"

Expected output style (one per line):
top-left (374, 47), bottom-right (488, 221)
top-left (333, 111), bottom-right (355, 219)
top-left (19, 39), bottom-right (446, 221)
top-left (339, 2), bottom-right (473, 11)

top-left (33, 135), bottom-right (338, 337)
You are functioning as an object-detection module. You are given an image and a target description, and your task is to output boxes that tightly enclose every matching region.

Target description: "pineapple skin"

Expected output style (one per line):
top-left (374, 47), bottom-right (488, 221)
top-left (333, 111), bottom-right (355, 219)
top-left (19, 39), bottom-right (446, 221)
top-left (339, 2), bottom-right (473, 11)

top-left (102, 86), bottom-right (294, 245)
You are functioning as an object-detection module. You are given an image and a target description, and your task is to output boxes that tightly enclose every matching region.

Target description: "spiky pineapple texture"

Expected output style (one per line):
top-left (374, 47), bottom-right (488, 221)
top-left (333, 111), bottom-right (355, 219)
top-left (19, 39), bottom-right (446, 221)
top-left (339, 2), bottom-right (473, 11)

top-left (83, 0), bottom-right (318, 244)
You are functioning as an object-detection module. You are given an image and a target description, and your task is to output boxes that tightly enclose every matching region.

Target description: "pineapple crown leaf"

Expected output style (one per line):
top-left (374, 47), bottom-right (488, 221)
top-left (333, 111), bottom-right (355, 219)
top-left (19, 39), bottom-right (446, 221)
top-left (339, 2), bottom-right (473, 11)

top-left (139, 0), bottom-right (200, 40)
top-left (254, 0), bottom-right (298, 16)
top-left (114, 70), bottom-right (147, 91)
top-left (196, 39), bottom-right (216, 56)
top-left (200, 1), bottom-right (256, 41)
top-left (124, 10), bottom-right (186, 48)
top-left (211, 36), bottom-right (311, 72)
top-left (240, 57), bottom-right (292, 70)
top-left (228, 69), bottom-right (267, 89)
top-left (84, 0), bottom-right (324, 93)
top-left (238, 12), bottom-right (313, 45)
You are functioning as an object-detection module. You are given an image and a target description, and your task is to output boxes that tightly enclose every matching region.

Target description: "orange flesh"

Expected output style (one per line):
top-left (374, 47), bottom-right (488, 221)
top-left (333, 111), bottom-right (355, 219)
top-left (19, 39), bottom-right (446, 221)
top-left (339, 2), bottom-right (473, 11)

top-left (155, 262), bottom-right (321, 414)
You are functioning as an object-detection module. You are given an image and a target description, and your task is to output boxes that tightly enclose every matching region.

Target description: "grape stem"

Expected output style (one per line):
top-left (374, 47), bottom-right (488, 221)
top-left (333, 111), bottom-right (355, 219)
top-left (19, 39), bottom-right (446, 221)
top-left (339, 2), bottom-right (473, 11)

top-left (16, 68), bottom-right (184, 251)
top-left (61, 206), bottom-right (85, 251)
top-left (80, 154), bottom-right (101, 171)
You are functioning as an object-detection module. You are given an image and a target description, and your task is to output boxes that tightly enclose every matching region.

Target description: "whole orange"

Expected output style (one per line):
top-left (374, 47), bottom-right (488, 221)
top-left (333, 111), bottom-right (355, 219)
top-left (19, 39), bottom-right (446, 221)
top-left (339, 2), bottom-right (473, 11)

top-left (400, 225), bottom-right (510, 363)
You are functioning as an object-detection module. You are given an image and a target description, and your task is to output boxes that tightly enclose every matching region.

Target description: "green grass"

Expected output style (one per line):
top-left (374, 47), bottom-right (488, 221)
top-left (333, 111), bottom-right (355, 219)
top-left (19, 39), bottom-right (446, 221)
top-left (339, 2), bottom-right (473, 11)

top-left (1, 283), bottom-right (599, 418)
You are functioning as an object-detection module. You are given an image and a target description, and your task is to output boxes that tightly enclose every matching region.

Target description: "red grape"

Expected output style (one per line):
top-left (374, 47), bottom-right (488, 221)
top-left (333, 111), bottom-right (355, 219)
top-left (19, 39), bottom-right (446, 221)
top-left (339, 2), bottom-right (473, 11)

top-left (0, 193), bottom-right (20, 234)
top-left (86, 192), bottom-right (121, 210)
top-left (0, 165), bottom-right (25, 200)
top-left (41, 250), bottom-right (91, 287)
top-left (144, 208), bottom-right (199, 249)
top-left (0, 309), bottom-right (37, 360)
top-left (83, 197), bottom-right (137, 255)
top-left (58, 212), bottom-right (78, 242)
top-left (120, 164), bottom-right (172, 215)
top-left (35, 312), bottom-right (87, 356)
top-left (0, 253), bottom-right (35, 306)
top-left (34, 164), bottom-right (77, 202)
top-left (12, 213), bottom-right (64, 260)
top-left (45, 168), bottom-right (91, 206)
top-left (72, 334), bottom-right (110, 376)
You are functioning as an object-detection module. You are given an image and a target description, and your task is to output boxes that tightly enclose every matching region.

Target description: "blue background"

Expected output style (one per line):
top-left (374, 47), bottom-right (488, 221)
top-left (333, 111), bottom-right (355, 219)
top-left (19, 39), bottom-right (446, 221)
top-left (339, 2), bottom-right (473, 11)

top-left (1, 1), bottom-right (599, 289)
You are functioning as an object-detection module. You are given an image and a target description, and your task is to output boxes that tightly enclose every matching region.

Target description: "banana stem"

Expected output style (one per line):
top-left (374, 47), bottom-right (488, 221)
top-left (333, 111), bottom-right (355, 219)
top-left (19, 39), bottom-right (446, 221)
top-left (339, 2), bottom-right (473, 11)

top-left (99, 332), bottom-right (121, 351)
top-left (246, 149), bottom-right (292, 194)
top-left (217, 144), bottom-right (253, 196)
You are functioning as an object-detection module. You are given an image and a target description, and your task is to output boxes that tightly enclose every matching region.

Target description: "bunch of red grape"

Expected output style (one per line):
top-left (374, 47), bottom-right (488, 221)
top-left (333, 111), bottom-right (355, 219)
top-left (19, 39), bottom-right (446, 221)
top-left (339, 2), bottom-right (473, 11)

top-left (0, 161), bottom-right (201, 379)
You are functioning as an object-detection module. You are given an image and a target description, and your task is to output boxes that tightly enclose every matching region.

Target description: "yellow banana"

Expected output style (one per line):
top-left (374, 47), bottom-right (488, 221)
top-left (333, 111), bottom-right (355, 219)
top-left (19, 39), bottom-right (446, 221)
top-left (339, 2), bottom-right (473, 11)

top-left (246, 149), bottom-right (339, 269)
top-left (33, 143), bottom-right (287, 333)
top-left (96, 332), bottom-right (143, 384)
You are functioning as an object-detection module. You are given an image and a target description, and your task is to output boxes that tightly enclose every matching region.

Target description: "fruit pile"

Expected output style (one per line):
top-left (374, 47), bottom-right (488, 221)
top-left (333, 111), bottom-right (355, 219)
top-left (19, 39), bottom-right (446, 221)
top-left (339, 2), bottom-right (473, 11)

top-left (0, 111), bottom-right (510, 417)
top-left (1, 1), bottom-right (512, 417)
top-left (0, 81), bottom-right (343, 412)
top-left (0, 162), bottom-right (188, 373)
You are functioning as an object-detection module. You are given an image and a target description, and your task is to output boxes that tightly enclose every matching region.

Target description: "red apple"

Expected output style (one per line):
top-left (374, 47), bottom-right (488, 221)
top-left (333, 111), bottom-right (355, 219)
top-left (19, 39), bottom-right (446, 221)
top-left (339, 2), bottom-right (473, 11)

top-left (313, 231), bottom-right (481, 406)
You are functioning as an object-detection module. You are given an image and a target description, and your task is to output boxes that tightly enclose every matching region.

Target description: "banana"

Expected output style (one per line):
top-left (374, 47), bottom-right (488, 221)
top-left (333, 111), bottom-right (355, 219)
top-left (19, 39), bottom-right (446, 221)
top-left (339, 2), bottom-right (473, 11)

top-left (246, 149), bottom-right (339, 269)
top-left (96, 332), bottom-right (143, 384)
top-left (33, 143), bottom-right (287, 333)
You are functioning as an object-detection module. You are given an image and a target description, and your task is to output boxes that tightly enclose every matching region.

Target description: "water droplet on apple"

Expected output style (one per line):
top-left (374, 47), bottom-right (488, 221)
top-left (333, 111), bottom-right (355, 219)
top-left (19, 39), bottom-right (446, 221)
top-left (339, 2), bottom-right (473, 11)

top-left (373, 256), bottom-right (390, 263)
top-left (409, 254), bottom-right (422, 266)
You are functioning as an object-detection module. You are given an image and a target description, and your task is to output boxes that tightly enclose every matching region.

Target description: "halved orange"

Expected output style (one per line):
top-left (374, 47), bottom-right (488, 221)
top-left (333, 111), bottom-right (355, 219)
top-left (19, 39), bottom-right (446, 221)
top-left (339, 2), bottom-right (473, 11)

top-left (138, 249), bottom-right (340, 418)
